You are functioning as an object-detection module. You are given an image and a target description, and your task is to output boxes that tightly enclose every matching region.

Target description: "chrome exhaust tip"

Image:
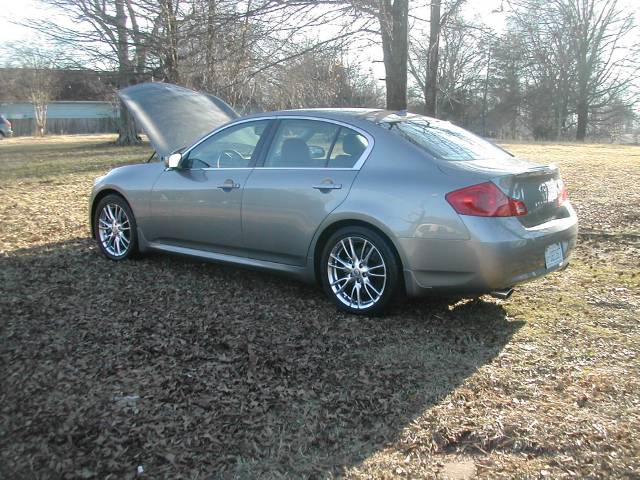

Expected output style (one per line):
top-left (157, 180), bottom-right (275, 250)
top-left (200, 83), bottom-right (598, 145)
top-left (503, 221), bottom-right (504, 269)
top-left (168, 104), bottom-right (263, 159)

top-left (490, 287), bottom-right (515, 300)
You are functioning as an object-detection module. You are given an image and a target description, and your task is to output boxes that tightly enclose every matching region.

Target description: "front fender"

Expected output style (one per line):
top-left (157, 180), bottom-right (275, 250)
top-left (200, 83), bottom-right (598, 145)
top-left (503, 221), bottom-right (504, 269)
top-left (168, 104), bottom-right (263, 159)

top-left (89, 162), bottom-right (165, 236)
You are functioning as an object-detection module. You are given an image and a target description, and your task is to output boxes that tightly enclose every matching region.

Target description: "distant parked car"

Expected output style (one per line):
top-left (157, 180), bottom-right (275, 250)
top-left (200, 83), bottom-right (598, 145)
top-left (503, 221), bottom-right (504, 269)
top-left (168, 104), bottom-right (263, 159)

top-left (90, 83), bottom-right (578, 314)
top-left (0, 115), bottom-right (13, 138)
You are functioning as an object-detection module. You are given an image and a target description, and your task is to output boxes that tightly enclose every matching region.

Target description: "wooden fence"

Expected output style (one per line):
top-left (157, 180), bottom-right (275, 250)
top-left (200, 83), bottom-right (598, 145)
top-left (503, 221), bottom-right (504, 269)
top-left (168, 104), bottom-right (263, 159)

top-left (9, 117), bottom-right (117, 136)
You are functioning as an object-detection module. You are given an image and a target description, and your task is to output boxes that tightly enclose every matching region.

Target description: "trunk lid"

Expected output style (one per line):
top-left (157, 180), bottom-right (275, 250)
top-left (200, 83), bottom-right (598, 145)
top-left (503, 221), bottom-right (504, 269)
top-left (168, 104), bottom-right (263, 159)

top-left (440, 157), bottom-right (566, 227)
top-left (117, 82), bottom-right (239, 158)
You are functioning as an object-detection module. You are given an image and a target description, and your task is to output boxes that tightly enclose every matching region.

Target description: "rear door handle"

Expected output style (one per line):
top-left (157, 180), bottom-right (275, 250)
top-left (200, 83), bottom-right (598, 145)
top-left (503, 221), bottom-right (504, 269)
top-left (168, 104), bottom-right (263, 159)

top-left (217, 179), bottom-right (240, 191)
top-left (313, 183), bottom-right (342, 191)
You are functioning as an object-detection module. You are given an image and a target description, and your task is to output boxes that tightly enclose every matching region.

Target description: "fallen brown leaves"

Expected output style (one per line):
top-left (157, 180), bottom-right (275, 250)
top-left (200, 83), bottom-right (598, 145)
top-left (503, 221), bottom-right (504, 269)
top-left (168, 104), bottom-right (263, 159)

top-left (0, 136), bottom-right (638, 479)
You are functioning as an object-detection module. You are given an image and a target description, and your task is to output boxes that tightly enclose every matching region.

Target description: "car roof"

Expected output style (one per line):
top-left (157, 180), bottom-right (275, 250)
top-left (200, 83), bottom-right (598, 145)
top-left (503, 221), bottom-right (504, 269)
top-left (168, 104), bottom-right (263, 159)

top-left (242, 108), bottom-right (434, 125)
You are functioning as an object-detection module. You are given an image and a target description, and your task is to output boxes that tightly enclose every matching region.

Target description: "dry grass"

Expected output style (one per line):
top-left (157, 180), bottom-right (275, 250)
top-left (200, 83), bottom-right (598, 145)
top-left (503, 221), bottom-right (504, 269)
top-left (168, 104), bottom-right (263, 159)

top-left (0, 135), bottom-right (638, 479)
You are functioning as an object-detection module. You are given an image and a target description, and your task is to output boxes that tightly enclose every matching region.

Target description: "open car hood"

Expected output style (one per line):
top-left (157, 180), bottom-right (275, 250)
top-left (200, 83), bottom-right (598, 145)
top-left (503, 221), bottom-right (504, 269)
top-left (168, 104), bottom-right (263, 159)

top-left (118, 82), bottom-right (239, 158)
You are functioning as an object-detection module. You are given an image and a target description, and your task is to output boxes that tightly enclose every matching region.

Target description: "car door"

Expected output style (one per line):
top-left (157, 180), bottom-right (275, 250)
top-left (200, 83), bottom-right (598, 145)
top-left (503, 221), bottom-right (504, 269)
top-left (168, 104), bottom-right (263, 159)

top-left (146, 119), bottom-right (272, 254)
top-left (242, 117), bottom-right (372, 266)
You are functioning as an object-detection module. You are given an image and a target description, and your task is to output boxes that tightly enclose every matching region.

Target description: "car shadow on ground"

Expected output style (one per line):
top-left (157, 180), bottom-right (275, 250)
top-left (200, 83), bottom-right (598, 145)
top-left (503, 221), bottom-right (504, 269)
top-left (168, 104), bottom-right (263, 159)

top-left (1, 238), bottom-right (522, 478)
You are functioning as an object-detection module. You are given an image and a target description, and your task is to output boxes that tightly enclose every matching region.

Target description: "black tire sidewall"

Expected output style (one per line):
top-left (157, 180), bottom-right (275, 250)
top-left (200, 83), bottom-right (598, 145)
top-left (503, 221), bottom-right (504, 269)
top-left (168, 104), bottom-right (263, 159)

top-left (320, 226), bottom-right (401, 315)
top-left (93, 194), bottom-right (138, 261)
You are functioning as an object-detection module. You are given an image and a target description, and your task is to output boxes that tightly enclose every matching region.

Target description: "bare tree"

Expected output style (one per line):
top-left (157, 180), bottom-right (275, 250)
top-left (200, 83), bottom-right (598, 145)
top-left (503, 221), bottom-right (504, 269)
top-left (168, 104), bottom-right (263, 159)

top-left (563, 0), bottom-right (636, 140)
top-left (377, 0), bottom-right (409, 110)
top-left (508, 0), bottom-right (638, 140)
top-left (159, 0), bottom-right (180, 84)
top-left (21, 0), bottom-right (167, 144)
top-left (257, 43), bottom-right (382, 110)
top-left (490, 33), bottom-right (526, 138)
top-left (178, 1), bottom-right (373, 110)
top-left (6, 46), bottom-right (63, 136)
top-left (408, 0), bottom-right (466, 116)
top-left (424, 0), bottom-right (441, 115)
top-left (297, 0), bottom-right (413, 111)
top-left (437, 17), bottom-right (488, 123)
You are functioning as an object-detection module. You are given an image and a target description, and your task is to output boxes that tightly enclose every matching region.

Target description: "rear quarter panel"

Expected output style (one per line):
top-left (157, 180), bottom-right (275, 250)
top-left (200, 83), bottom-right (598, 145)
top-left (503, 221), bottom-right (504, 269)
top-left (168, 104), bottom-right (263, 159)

top-left (309, 130), bottom-right (472, 268)
top-left (335, 131), bottom-right (471, 237)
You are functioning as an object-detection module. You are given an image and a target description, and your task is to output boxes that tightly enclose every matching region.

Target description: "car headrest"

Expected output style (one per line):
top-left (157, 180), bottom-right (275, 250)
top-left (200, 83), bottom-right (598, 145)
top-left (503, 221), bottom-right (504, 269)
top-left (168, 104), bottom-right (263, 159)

top-left (343, 133), bottom-right (366, 157)
top-left (281, 138), bottom-right (311, 166)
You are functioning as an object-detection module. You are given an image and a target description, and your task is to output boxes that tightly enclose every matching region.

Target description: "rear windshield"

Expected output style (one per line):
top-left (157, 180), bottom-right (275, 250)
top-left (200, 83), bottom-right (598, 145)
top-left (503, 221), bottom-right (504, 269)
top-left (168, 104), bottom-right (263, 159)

top-left (381, 118), bottom-right (510, 161)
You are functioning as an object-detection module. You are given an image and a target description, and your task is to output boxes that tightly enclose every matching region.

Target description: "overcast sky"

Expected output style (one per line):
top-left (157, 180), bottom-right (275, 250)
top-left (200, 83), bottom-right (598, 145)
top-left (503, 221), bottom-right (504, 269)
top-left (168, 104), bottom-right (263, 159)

top-left (0, 0), bottom-right (45, 43)
top-left (0, 0), bottom-right (637, 80)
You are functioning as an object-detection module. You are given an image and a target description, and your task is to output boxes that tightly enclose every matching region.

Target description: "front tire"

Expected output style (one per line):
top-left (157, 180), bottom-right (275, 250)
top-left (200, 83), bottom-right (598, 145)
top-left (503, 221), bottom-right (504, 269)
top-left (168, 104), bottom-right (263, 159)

top-left (93, 194), bottom-right (138, 260)
top-left (320, 226), bottom-right (401, 315)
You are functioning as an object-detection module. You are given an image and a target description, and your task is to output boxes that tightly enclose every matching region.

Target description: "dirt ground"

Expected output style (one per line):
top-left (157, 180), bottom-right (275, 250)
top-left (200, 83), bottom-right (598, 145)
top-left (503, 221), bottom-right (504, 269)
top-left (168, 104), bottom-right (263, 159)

top-left (1, 135), bottom-right (638, 479)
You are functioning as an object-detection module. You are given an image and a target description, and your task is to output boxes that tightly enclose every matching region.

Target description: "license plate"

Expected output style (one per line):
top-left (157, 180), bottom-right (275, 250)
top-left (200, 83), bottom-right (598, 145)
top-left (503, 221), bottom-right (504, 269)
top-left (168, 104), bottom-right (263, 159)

top-left (545, 243), bottom-right (563, 269)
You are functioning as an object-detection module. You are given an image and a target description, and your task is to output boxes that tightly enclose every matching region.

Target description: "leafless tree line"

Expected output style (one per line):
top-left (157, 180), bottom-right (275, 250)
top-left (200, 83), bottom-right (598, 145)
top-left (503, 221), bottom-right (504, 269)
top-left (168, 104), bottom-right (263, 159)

top-left (3, 0), bottom-right (638, 142)
top-left (412, 0), bottom-right (638, 140)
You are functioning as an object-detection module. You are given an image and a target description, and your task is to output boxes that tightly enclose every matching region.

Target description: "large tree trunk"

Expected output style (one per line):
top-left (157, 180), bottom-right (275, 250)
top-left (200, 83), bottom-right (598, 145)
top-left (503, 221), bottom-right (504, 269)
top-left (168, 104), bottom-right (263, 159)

top-left (205, 0), bottom-right (217, 90)
top-left (33, 102), bottom-right (47, 137)
top-left (116, 101), bottom-right (140, 146)
top-left (162, 0), bottom-right (180, 84)
top-left (576, 100), bottom-right (588, 141)
top-left (114, 0), bottom-right (141, 146)
top-left (481, 50), bottom-right (491, 136)
top-left (380, 0), bottom-right (408, 111)
top-left (424, 0), bottom-right (441, 117)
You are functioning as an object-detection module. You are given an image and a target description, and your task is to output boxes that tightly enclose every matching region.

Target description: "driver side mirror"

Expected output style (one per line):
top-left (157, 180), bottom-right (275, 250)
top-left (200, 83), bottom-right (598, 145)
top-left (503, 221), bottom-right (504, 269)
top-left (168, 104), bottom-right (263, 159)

top-left (165, 152), bottom-right (182, 169)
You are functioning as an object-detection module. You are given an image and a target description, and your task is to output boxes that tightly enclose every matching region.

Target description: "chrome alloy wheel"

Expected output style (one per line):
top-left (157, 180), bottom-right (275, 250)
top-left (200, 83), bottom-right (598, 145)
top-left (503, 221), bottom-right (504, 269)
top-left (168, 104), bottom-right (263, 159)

top-left (97, 203), bottom-right (131, 257)
top-left (327, 236), bottom-right (387, 310)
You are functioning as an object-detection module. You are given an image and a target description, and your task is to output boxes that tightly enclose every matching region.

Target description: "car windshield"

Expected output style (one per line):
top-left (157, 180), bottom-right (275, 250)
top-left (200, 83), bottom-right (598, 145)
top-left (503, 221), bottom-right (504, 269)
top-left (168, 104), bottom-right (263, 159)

top-left (381, 118), bottom-right (510, 161)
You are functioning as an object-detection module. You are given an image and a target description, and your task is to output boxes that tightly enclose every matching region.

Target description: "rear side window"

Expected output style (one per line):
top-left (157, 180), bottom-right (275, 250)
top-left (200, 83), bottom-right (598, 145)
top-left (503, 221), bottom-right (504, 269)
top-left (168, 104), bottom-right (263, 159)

top-left (382, 119), bottom-right (510, 161)
top-left (263, 119), bottom-right (369, 168)
top-left (327, 129), bottom-right (369, 168)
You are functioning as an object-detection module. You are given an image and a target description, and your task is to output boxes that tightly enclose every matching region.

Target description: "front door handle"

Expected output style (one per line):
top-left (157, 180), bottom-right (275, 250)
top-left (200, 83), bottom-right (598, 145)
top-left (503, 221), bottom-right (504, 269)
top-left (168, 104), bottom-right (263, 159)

top-left (313, 183), bottom-right (342, 191)
top-left (217, 179), bottom-right (240, 191)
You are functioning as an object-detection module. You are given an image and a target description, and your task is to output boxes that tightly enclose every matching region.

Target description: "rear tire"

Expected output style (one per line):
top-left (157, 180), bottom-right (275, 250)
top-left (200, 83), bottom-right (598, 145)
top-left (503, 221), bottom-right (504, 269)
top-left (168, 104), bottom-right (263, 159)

top-left (93, 194), bottom-right (138, 261)
top-left (320, 226), bottom-right (401, 315)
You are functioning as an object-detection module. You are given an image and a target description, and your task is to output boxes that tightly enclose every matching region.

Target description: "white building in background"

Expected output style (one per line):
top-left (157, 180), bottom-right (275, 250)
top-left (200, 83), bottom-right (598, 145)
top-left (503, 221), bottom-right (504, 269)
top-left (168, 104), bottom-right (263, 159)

top-left (0, 101), bottom-right (118, 136)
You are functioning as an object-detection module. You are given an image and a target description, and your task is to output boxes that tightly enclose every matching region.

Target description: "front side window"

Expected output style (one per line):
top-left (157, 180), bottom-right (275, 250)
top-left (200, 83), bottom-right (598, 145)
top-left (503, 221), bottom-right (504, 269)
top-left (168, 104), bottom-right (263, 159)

top-left (264, 119), bottom-right (369, 168)
top-left (382, 118), bottom-right (510, 161)
top-left (184, 120), bottom-right (269, 169)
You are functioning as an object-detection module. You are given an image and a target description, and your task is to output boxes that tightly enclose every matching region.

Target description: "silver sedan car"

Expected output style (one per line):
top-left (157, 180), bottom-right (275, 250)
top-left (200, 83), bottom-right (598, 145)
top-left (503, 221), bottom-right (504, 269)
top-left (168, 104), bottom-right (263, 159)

top-left (90, 83), bottom-right (578, 314)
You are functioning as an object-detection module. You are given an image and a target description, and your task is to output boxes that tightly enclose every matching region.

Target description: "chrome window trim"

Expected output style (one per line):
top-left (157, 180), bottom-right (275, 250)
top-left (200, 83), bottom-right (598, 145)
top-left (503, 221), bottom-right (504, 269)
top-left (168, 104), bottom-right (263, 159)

top-left (196, 167), bottom-right (357, 171)
top-left (179, 115), bottom-right (374, 172)
top-left (252, 167), bottom-right (359, 171)
top-left (198, 167), bottom-right (254, 171)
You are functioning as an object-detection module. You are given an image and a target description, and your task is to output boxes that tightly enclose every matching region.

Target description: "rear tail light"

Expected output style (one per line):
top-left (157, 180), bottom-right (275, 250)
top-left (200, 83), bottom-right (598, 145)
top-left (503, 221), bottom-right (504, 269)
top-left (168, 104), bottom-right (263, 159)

top-left (446, 182), bottom-right (528, 217)
top-left (557, 179), bottom-right (568, 205)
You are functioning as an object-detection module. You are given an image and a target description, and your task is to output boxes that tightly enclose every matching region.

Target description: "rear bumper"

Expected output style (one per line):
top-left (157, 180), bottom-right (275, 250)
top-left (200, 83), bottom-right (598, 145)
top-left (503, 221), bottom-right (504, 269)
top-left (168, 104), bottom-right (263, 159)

top-left (400, 203), bottom-right (578, 297)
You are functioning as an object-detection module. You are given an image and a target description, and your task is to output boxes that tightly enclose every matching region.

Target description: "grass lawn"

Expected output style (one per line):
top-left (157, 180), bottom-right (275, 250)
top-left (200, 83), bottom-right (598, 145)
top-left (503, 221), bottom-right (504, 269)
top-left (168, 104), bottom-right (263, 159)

top-left (1, 135), bottom-right (638, 479)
